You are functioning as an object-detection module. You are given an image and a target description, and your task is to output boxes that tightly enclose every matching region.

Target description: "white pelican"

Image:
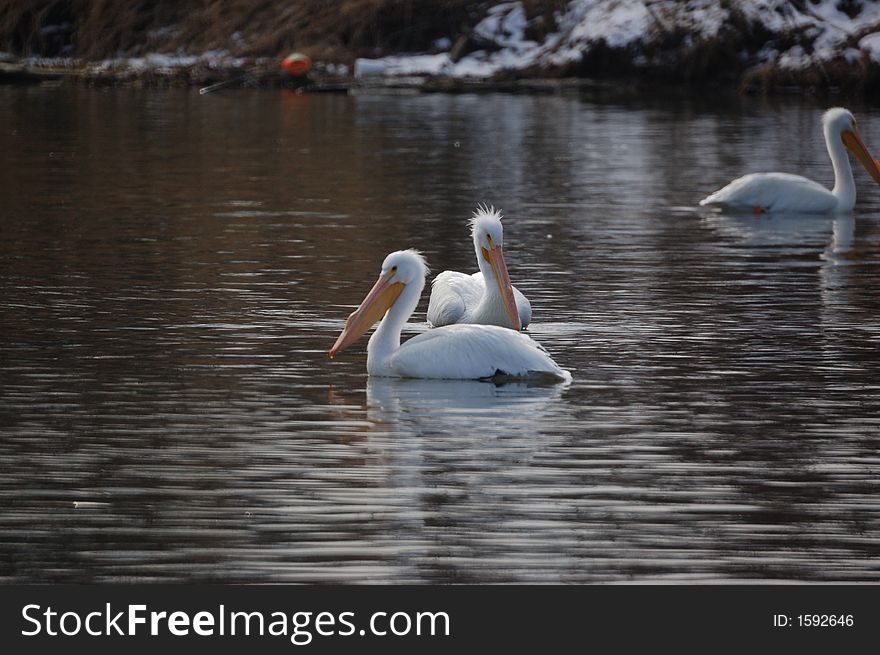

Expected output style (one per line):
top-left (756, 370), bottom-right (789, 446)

top-left (700, 107), bottom-right (880, 214)
top-left (329, 249), bottom-right (569, 381)
top-left (427, 205), bottom-right (531, 331)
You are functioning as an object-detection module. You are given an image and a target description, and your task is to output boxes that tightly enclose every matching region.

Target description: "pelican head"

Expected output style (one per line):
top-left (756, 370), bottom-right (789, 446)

top-left (824, 107), bottom-right (880, 184)
top-left (329, 249), bottom-right (427, 359)
top-left (470, 205), bottom-right (521, 331)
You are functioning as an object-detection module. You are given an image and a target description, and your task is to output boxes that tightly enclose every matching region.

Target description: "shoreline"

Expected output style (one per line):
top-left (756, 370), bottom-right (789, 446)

top-left (1, 55), bottom-right (874, 101)
top-left (3, 1), bottom-right (880, 99)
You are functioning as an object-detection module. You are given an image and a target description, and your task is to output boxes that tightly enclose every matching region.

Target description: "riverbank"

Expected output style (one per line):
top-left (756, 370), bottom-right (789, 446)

top-left (0, 55), bottom-right (632, 97)
top-left (2, 1), bottom-right (880, 97)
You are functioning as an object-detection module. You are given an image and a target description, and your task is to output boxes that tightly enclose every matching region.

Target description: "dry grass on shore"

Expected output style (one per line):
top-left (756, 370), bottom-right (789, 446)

top-left (0, 0), bottom-right (480, 61)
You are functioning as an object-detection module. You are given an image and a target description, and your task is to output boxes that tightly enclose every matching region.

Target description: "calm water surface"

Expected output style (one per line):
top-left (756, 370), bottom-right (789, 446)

top-left (1, 86), bottom-right (879, 582)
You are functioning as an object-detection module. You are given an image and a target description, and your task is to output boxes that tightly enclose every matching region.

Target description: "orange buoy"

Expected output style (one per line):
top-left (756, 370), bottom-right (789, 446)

top-left (282, 53), bottom-right (312, 76)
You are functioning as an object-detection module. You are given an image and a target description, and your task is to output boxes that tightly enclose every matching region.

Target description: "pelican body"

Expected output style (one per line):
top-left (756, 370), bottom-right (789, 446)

top-left (329, 250), bottom-right (569, 382)
top-left (700, 108), bottom-right (880, 214)
top-left (427, 206), bottom-right (531, 331)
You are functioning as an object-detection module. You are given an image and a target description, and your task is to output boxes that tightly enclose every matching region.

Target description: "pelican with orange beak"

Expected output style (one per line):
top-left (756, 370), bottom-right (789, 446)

top-left (329, 249), bottom-right (569, 381)
top-left (427, 205), bottom-right (531, 331)
top-left (700, 108), bottom-right (880, 214)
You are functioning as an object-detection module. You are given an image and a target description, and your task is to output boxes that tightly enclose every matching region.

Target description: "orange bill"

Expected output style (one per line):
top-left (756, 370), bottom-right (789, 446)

top-left (482, 245), bottom-right (522, 331)
top-left (842, 127), bottom-right (880, 184)
top-left (329, 275), bottom-right (405, 358)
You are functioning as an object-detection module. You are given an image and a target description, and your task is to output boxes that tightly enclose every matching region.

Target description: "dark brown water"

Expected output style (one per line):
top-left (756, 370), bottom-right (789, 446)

top-left (2, 86), bottom-right (880, 582)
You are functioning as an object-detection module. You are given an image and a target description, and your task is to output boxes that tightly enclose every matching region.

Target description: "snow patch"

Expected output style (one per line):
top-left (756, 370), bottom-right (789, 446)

top-left (859, 32), bottom-right (880, 63)
top-left (86, 50), bottom-right (246, 73)
top-left (355, 0), bottom-right (880, 80)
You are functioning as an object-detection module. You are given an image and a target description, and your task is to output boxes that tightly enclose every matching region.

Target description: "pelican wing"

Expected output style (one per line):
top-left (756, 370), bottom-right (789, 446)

top-left (700, 173), bottom-right (837, 213)
top-left (388, 324), bottom-right (570, 381)
top-left (426, 270), bottom-right (484, 327)
top-left (428, 270), bottom-right (533, 328)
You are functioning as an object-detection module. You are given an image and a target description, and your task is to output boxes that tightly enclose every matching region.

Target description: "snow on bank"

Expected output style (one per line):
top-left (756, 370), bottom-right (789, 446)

top-left (355, 0), bottom-right (880, 80)
top-left (22, 50), bottom-right (247, 73)
top-left (89, 50), bottom-right (248, 74)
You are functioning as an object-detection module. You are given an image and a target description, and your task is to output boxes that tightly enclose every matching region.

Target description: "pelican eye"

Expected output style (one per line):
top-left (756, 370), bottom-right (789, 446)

top-left (389, 265), bottom-right (398, 276)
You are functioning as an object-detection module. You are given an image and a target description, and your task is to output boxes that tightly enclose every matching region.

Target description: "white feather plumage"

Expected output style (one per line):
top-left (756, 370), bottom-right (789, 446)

top-left (427, 205), bottom-right (532, 329)
top-left (333, 250), bottom-right (568, 382)
top-left (700, 108), bottom-right (880, 214)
